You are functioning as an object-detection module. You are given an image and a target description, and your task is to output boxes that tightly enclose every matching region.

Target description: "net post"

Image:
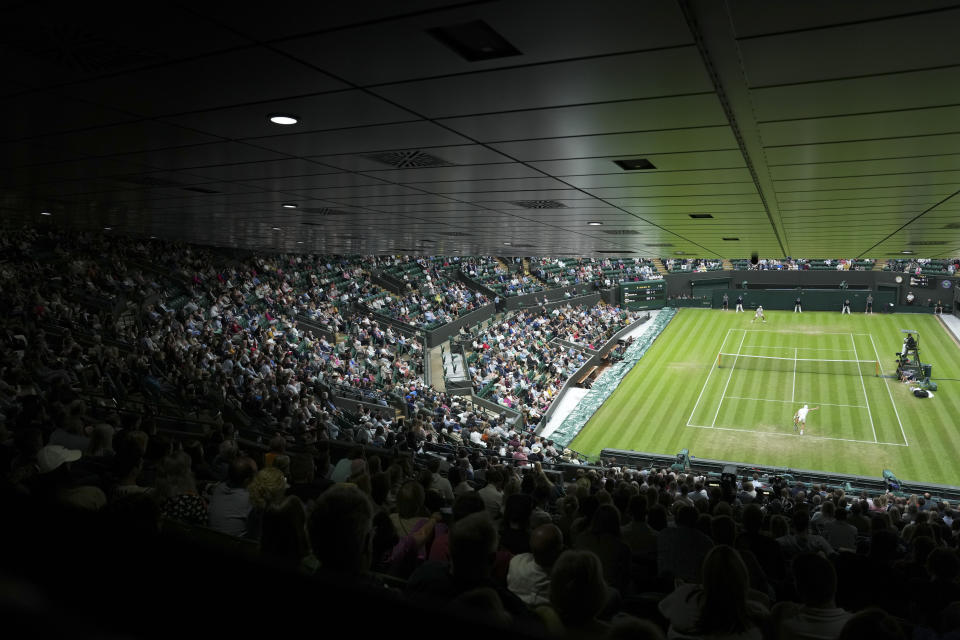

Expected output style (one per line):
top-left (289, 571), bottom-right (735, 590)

top-left (717, 353), bottom-right (722, 368)
top-left (875, 359), bottom-right (880, 377)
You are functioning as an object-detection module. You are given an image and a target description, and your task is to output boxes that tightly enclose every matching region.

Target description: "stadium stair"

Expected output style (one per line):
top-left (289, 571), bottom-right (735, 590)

top-left (721, 259), bottom-right (734, 270)
top-left (872, 260), bottom-right (886, 271)
top-left (653, 258), bottom-right (669, 276)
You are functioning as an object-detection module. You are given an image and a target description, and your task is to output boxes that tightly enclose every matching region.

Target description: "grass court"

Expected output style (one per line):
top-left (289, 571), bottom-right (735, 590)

top-left (569, 309), bottom-right (960, 487)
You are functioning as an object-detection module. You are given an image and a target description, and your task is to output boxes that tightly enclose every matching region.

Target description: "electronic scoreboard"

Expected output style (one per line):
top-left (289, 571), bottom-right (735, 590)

top-left (620, 280), bottom-right (666, 310)
top-left (909, 274), bottom-right (933, 289)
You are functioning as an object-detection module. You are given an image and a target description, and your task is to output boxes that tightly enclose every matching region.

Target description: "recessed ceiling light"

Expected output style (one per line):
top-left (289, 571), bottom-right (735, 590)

top-left (503, 242), bottom-right (511, 245)
top-left (40, 211), bottom-right (52, 216)
top-left (281, 203), bottom-right (298, 209)
top-left (588, 221), bottom-right (602, 226)
top-left (675, 251), bottom-right (686, 255)
top-left (272, 227), bottom-right (282, 231)
top-left (297, 241), bottom-right (304, 244)
top-left (900, 250), bottom-right (914, 254)
top-left (269, 114), bottom-right (299, 125)
top-left (103, 227), bottom-right (112, 231)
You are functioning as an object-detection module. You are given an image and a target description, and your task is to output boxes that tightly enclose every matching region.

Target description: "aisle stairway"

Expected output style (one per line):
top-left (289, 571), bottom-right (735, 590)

top-left (653, 258), bottom-right (669, 276)
top-left (722, 259), bottom-right (734, 270)
top-left (873, 260), bottom-right (887, 271)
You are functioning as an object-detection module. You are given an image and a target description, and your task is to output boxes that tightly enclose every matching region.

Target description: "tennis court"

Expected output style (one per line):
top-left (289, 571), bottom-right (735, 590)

top-left (686, 328), bottom-right (908, 446)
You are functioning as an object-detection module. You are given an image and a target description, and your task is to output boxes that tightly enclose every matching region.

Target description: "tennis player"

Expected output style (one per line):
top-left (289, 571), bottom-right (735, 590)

top-left (751, 305), bottom-right (766, 323)
top-left (793, 404), bottom-right (819, 435)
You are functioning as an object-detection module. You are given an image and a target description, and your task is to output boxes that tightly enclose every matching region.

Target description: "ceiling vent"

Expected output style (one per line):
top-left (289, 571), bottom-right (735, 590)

top-left (613, 158), bottom-right (656, 171)
top-left (510, 243), bottom-right (535, 248)
top-left (645, 243), bottom-right (673, 247)
top-left (689, 214), bottom-right (714, 219)
top-left (601, 230), bottom-right (641, 235)
top-left (426, 20), bottom-right (522, 62)
top-left (722, 237), bottom-right (740, 241)
top-left (510, 200), bottom-right (567, 209)
top-left (1, 22), bottom-right (167, 74)
top-left (443, 231), bottom-right (471, 237)
top-left (364, 150), bottom-right (453, 168)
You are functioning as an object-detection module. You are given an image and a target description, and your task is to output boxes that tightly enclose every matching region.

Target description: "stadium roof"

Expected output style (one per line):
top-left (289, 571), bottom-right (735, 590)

top-left (3, 1), bottom-right (960, 259)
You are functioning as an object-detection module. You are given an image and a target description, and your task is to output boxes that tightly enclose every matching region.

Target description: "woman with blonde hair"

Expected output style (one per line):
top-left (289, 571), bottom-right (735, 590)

top-left (247, 467), bottom-right (288, 540)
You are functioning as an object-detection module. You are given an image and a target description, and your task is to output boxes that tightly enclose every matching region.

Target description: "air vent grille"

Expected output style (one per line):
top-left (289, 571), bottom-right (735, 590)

top-left (1, 22), bottom-right (167, 74)
top-left (509, 200), bottom-right (567, 209)
top-left (601, 230), bottom-right (641, 235)
top-left (722, 237), bottom-right (740, 241)
top-left (443, 231), bottom-right (471, 237)
top-left (645, 243), bottom-right (673, 247)
top-left (364, 150), bottom-right (453, 168)
top-left (689, 214), bottom-right (714, 219)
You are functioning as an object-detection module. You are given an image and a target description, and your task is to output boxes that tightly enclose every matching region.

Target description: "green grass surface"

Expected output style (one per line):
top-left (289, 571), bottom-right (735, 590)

top-left (569, 309), bottom-right (960, 487)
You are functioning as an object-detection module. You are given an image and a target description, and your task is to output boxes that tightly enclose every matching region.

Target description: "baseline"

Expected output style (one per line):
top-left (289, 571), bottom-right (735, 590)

top-left (686, 423), bottom-right (909, 447)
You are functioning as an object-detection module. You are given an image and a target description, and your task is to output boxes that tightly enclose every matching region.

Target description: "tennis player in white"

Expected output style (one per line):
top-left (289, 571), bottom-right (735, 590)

top-left (793, 404), bottom-right (819, 435)
top-left (751, 305), bottom-right (766, 323)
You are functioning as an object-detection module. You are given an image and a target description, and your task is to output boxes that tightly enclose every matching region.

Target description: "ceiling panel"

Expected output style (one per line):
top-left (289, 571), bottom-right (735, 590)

top-left (752, 66), bottom-right (960, 121)
top-left (491, 127), bottom-right (739, 161)
top-left (65, 48), bottom-right (346, 118)
top-left (372, 48), bottom-right (713, 118)
top-left (162, 91), bottom-right (417, 140)
top-left (3, 4), bottom-right (959, 259)
top-left (738, 8), bottom-right (960, 87)
top-left (759, 106), bottom-right (960, 147)
top-left (438, 94), bottom-right (727, 142)
top-left (253, 121), bottom-right (470, 156)
top-left (276, 1), bottom-right (691, 86)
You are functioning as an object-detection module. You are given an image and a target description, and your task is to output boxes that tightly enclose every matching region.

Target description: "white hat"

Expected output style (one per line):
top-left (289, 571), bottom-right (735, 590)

top-left (803, 404), bottom-right (808, 410)
top-left (36, 445), bottom-right (82, 474)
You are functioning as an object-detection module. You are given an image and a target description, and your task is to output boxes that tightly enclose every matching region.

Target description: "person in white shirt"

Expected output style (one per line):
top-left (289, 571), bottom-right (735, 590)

top-left (751, 305), bottom-right (766, 323)
top-left (793, 404), bottom-right (819, 436)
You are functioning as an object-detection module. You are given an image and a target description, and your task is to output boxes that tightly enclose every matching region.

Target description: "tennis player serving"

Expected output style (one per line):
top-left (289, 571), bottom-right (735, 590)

top-left (793, 404), bottom-right (819, 435)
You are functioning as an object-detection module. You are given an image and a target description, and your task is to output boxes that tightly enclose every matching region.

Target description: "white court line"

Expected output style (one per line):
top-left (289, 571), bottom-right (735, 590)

top-left (725, 396), bottom-right (867, 409)
top-left (686, 423), bottom-right (909, 447)
top-left (850, 332), bottom-right (878, 443)
top-left (792, 348), bottom-right (797, 403)
top-left (869, 333), bottom-right (909, 446)
top-left (742, 345), bottom-right (856, 352)
top-left (711, 330), bottom-right (746, 427)
top-left (686, 328), bottom-right (731, 427)
top-left (744, 330), bottom-right (875, 337)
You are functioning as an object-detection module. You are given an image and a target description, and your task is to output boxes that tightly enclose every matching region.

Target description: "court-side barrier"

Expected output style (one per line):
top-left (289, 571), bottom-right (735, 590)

top-left (536, 313), bottom-right (653, 431)
top-left (599, 448), bottom-right (960, 502)
top-left (545, 308), bottom-right (676, 447)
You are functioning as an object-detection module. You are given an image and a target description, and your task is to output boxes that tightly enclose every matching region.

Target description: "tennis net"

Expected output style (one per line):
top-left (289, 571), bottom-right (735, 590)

top-left (717, 352), bottom-right (880, 377)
